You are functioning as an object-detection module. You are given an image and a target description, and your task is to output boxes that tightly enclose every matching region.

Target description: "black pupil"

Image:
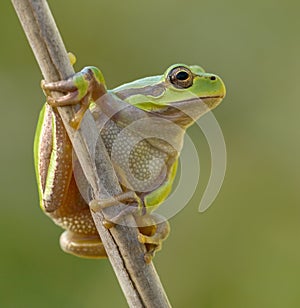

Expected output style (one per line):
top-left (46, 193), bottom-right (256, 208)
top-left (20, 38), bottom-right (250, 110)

top-left (176, 71), bottom-right (189, 80)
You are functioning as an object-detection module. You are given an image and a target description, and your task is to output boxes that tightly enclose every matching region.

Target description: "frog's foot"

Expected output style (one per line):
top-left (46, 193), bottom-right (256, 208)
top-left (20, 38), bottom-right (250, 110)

top-left (90, 195), bottom-right (169, 263)
top-left (89, 191), bottom-right (144, 228)
top-left (41, 66), bottom-right (106, 129)
top-left (136, 213), bottom-right (170, 263)
top-left (60, 230), bottom-right (107, 259)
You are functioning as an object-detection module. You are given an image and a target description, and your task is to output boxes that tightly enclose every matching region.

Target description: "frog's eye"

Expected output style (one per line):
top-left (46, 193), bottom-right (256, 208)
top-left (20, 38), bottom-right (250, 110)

top-left (168, 66), bottom-right (193, 89)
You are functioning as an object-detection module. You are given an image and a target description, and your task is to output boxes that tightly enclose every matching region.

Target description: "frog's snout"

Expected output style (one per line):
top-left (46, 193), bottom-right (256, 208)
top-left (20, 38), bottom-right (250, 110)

top-left (208, 74), bottom-right (226, 98)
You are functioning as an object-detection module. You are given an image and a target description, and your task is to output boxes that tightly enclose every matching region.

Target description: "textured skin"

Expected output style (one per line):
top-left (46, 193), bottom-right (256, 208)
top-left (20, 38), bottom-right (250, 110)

top-left (35, 64), bottom-right (225, 258)
top-left (36, 102), bottom-right (176, 258)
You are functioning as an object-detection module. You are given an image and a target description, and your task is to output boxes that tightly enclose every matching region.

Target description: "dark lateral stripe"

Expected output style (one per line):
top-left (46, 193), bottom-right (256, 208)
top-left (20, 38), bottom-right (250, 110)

top-left (155, 95), bottom-right (224, 108)
top-left (115, 83), bottom-right (166, 100)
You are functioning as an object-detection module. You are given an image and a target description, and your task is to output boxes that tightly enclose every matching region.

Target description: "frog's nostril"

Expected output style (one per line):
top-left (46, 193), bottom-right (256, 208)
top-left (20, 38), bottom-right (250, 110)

top-left (210, 76), bottom-right (216, 81)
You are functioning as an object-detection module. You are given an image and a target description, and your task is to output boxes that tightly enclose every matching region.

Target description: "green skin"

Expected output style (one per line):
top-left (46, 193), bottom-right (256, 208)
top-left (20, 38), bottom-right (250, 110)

top-left (34, 63), bottom-right (225, 261)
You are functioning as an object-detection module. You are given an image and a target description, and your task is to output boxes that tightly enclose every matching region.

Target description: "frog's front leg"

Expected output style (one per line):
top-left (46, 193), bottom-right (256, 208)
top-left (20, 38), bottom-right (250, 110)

top-left (42, 66), bottom-right (107, 129)
top-left (90, 194), bottom-right (170, 263)
top-left (90, 191), bottom-right (143, 227)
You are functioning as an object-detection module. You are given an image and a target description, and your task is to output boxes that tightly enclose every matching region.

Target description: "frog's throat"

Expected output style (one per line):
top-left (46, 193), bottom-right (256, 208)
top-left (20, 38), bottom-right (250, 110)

top-left (148, 95), bottom-right (224, 127)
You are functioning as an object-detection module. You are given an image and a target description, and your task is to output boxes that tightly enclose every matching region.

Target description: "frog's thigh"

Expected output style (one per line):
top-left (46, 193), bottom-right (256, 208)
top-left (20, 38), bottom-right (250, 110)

top-left (60, 231), bottom-right (107, 258)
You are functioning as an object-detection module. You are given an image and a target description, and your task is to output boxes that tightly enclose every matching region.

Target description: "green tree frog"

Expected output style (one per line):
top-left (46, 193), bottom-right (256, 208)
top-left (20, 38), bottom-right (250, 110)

top-left (34, 60), bottom-right (226, 261)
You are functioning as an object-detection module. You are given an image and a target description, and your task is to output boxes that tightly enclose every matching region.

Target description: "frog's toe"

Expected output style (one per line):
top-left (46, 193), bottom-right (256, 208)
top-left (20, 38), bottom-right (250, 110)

top-left (89, 192), bottom-right (142, 226)
top-left (68, 52), bottom-right (77, 66)
top-left (41, 78), bottom-right (78, 94)
top-left (143, 245), bottom-right (162, 264)
top-left (136, 217), bottom-right (169, 262)
top-left (90, 191), bottom-right (143, 212)
top-left (46, 90), bottom-right (82, 107)
top-left (138, 233), bottom-right (162, 263)
top-left (60, 231), bottom-right (107, 259)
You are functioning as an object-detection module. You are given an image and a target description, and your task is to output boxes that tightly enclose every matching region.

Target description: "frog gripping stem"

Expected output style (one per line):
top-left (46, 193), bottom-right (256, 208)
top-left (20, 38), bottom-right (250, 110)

top-left (12, 1), bottom-right (171, 307)
top-left (42, 67), bottom-right (106, 129)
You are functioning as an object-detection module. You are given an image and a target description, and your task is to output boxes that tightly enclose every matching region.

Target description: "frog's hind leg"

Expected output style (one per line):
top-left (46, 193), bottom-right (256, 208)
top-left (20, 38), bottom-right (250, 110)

top-left (60, 231), bottom-right (107, 259)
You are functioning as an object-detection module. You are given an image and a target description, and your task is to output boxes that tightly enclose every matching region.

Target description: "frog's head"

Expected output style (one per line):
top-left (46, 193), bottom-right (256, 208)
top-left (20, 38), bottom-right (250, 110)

top-left (114, 64), bottom-right (226, 127)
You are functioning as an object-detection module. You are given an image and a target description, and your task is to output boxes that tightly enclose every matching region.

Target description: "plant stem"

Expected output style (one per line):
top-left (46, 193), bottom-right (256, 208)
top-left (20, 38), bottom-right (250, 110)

top-left (11, 0), bottom-right (171, 307)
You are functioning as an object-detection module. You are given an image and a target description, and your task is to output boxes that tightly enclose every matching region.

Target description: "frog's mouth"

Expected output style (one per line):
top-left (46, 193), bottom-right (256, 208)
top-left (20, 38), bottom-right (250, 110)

top-left (149, 95), bottom-right (224, 127)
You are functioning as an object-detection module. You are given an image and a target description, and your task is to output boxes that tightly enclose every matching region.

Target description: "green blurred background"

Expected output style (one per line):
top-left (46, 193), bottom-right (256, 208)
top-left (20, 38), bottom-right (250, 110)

top-left (1, 0), bottom-right (299, 307)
